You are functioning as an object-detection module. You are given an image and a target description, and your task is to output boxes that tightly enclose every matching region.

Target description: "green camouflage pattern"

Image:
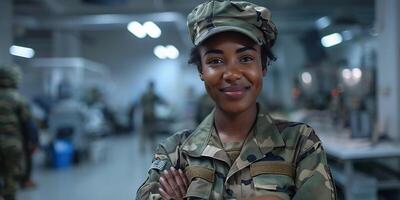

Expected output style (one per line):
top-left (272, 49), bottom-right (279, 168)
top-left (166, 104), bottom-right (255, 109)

top-left (0, 80), bottom-right (32, 199)
top-left (187, 0), bottom-right (278, 46)
top-left (136, 104), bottom-right (336, 199)
top-left (0, 65), bottom-right (22, 89)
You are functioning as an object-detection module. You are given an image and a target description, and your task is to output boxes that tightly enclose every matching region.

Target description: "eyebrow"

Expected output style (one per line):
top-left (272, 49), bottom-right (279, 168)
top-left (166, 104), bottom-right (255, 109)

top-left (236, 46), bottom-right (256, 53)
top-left (203, 46), bottom-right (256, 56)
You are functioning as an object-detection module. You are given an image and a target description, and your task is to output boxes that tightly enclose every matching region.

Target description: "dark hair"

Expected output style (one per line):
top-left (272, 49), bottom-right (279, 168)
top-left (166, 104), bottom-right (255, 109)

top-left (188, 44), bottom-right (276, 73)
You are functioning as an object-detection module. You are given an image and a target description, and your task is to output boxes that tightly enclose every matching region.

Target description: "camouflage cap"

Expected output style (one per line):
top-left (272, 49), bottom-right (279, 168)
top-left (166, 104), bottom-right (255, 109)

top-left (0, 64), bottom-right (22, 88)
top-left (187, 0), bottom-right (278, 46)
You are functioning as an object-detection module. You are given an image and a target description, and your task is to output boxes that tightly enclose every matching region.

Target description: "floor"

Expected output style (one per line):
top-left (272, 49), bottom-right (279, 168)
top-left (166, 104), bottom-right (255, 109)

top-left (17, 133), bottom-right (163, 200)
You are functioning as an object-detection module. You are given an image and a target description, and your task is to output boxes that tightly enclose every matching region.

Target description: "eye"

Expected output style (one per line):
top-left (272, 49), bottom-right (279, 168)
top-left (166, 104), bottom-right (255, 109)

top-left (206, 58), bottom-right (224, 65)
top-left (240, 55), bottom-right (255, 63)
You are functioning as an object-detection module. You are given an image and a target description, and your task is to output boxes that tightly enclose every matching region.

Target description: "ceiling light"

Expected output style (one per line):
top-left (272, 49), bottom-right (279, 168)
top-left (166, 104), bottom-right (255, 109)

top-left (342, 68), bottom-right (352, 80)
top-left (341, 30), bottom-right (353, 41)
top-left (315, 16), bottom-right (331, 29)
top-left (9, 45), bottom-right (35, 58)
top-left (166, 45), bottom-right (179, 59)
top-left (143, 21), bottom-right (161, 38)
top-left (301, 72), bottom-right (312, 84)
top-left (154, 45), bottom-right (167, 59)
top-left (127, 21), bottom-right (146, 38)
top-left (352, 68), bottom-right (362, 79)
top-left (321, 33), bottom-right (343, 48)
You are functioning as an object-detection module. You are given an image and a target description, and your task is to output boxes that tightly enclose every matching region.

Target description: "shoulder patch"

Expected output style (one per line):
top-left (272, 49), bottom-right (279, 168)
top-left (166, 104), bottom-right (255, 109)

top-left (150, 159), bottom-right (167, 171)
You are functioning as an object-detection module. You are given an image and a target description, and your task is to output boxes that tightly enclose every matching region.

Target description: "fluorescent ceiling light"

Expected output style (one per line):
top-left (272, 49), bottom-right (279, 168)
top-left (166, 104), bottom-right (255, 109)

top-left (341, 30), bottom-right (353, 41)
top-left (301, 72), bottom-right (312, 84)
top-left (315, 16), bottom-right (331, 29)
top-left (127, 21), bottom-right (146, 38)
top-left (9, 45), bottom-right (35, 58)
top-left (153, 45), bottom-right (179, 59)
top-left (352, 68), bottom-right (362, 79)
top-left (154, 45), bottom-right (167, 59)
top-left (143, 21), bottom-right (161, 38)
top-left (166, 45), bottom-right (179, 59)
top-left (342, 68), bottom-right (352, 80)
top-left (321, 33), bottom-right (343, 47)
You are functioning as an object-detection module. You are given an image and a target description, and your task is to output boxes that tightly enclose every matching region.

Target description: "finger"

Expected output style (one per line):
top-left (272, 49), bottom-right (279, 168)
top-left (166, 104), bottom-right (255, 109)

top-left (171, 167), bottom-right (187, 196)
top-left (159, 174), bottom-right (168, 193)
top-left (159, 187), bottom-right (172, 200)
top-left (178, 169), bottom-right (189, 188)
top-left (159, 176), bottom-right (175, 197)
top-left (164, 170), bottom-right (183, 198)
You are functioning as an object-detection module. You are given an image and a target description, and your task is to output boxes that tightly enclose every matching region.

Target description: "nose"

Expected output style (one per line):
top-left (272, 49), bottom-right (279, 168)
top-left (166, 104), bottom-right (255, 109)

top-left (223, 63), bottom-right (242, 83)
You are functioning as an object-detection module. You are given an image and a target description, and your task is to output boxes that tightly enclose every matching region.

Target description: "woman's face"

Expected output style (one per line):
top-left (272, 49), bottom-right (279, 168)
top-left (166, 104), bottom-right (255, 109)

top-left (199, 32), bottom-right (266, 114)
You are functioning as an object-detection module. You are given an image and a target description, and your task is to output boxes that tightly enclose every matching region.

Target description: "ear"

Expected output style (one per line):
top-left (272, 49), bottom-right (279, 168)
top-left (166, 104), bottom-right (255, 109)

top-left (262, 67), bottom-right (267, 76)
top-left (199, 73), bottom-right (204, 81)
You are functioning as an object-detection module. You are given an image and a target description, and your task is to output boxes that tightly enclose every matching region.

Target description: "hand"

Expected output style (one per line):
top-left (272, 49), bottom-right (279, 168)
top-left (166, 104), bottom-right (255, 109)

top-left (159, 167), bottom-right (189, 200)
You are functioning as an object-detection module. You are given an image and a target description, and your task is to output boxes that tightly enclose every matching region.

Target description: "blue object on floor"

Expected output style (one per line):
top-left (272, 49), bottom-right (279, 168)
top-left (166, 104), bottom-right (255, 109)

top-left (52, 140), bottom-right (74, 169)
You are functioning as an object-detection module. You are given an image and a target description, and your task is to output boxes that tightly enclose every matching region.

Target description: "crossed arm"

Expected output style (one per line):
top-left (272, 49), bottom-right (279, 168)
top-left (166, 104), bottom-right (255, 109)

top-left (158, 167), bottom-right (283, 200)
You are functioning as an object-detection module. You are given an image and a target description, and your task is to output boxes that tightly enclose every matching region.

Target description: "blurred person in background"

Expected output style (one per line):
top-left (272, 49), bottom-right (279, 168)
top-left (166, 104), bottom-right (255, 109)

top-left (140, 81), bottom-right (167, 152)
top-left (48, 80), bottom-right (89, 164)
top-left (0, 64), bottom-right (38, 200)
top-left (137, 1), bottom-right (336, 199)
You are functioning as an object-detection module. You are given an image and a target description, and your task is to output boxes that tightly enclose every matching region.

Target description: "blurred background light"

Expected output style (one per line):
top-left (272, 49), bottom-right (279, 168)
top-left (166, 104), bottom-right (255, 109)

top-left (153, 45), bottom-right (179, 59)
top-left (341, 30), bottom-right (354, 41)
top-left (315, 16), bottom-right (331, 29)
top-left (321, 33), bottom-right (343, 47)
top-left (352, 68), bottom-right (362, 79)
top-left (342, 68), bottom-right (352, 80)
top-left (127, 21), bottom-right (146, 38)
top-left (143, 21), bottom-right (161, 38)
top-left (9, 45), bottom-right (35, 58)
top-left (153, 45), bottom-right (167, 59)
top-left (165, 45), bottom-right (179, 59)
top-left (301, 72), bottom-right (312, 84)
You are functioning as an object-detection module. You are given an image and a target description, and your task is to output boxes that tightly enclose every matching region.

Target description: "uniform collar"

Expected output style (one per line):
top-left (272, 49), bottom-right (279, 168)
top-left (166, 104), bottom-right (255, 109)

top-left (181, 103), bottom-right (285, 159)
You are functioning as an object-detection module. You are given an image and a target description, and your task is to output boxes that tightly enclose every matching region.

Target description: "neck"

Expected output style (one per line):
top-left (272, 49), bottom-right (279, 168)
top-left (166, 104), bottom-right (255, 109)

top-left (214, 103), bottom-right (258, 143)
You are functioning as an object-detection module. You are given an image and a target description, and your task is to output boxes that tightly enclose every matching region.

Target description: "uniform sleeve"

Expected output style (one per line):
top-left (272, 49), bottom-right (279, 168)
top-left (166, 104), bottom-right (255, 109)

top-left (136, 145), bottom-right (173, 200)
top-left (136, 131), bottom-right (190, 200)
top-left (292, 127), bottom-right (336, 200)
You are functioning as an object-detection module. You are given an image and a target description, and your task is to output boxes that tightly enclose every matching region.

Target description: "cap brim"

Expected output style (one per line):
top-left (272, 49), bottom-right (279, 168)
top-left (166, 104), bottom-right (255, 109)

top-left (194, 26), bottom-right (263, 46)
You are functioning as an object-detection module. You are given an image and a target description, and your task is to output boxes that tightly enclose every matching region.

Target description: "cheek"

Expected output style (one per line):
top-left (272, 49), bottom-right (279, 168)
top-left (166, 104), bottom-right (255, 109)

top-left (201, 67), bottom-right (221, 86)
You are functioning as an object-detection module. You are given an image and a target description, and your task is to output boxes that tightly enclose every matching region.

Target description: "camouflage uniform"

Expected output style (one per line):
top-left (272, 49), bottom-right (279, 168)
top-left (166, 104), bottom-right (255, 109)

top-left (137, 104), bottom-right (336, 200)
top-left (138, 1), bottom-right (336, 199)
top-left (0, 65), bottom-right (32, 200)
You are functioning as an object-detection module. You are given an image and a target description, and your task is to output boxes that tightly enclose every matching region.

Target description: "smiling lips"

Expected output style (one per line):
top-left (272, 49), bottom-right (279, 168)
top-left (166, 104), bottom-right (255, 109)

top-left (219, 85), bottom-right (251, 98)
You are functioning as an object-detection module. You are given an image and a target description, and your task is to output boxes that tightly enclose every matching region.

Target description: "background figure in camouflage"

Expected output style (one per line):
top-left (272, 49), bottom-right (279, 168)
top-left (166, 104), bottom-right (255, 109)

top-left (0, 65), bottom-right (35, 200)
top-left (137, 1), bottom-right (336, 199)
top-left (140, 81), bottom-right (166, 152)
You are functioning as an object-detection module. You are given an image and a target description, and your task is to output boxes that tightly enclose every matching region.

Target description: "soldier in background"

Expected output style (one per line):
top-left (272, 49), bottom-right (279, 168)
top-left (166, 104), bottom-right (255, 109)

top-left (0, 64), bottom-right (38, 200)
top-left (139, 81), bottom-right (167, 152)
top-left (137, 1), bottom-right (336, 199)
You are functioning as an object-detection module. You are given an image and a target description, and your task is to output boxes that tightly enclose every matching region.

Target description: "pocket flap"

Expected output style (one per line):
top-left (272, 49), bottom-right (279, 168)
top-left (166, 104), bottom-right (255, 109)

top-left (250, 161), bottom-right (294, 178)
top-left (185, 166), bottom-right (215, 183)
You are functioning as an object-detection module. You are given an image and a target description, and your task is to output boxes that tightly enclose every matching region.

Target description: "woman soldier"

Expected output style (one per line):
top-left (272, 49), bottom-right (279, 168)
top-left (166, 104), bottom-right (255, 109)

top-left (137, 0), bottom-right (336, 199)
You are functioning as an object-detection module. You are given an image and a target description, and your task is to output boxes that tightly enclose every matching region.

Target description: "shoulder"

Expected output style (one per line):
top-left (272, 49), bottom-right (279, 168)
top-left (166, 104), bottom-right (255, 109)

top-left (272, 119), bottom-right (323, 153)
top-left (158, 129), bottom-right (194, 153)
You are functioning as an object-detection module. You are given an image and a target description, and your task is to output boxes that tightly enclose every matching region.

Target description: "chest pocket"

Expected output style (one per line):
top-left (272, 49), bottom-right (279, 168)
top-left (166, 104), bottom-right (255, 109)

top-left (251, 161), bottom-right (296, 199)
top-left (184, 166), bottom-right (214, 199)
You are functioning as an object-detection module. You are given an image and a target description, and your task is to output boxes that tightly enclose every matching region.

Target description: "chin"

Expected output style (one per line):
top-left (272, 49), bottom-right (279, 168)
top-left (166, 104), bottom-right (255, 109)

top-left (217, 99), bottom-right (255, 114)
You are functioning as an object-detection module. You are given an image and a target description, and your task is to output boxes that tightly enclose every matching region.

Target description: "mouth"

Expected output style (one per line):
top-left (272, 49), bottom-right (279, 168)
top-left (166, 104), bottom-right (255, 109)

top-left (219, 85), bottom-right (251, 98)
